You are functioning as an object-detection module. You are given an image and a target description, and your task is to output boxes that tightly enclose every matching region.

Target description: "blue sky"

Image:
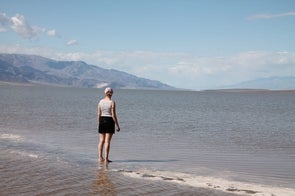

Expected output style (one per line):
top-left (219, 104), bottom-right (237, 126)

top-left (1, 0), bottom-right (295, 89)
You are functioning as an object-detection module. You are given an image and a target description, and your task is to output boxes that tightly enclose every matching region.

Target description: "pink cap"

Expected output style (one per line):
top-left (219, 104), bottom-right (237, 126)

top-left (104, 87), bottom-right (113, 94)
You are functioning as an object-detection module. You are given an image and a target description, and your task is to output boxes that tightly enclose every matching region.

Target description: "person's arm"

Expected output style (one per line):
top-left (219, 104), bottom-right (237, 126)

top-left (111, 101), bottom-right (120, 132)
top-left (97, 102), bottom-right (101, 124)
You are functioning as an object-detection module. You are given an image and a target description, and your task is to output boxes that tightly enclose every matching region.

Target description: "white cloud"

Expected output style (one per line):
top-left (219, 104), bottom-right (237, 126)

top-left (0, 13), bottom-right (10, 25)
top-left (247, 11), bottom-right (295, 20)
top-left (47, 29), bottom-right (58, 37)
top-left (0, 13), bottom-right (10, 32)
top-left (0, 13), bottom-right (62, 40)
top-left (1, 45), bottom-right (295, 90)
top-left (0, 27), bottom-right (7, 32)
top-left (57, 50), bottom-right (295, 89)
top-left (66, 39), bottom-right (78, 46)
top-left (10, 14), bottom-right (44, 39)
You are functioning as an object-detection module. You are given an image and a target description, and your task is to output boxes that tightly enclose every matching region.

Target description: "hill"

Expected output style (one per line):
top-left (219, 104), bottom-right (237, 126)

top-left (0, 54), bottom-right (173, 89)
top-left (223, 76), bottom-right (295, 90)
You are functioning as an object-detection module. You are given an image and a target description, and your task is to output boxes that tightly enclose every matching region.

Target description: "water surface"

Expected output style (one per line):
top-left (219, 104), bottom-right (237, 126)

top-left (1, 85), bottom-right (295, 195)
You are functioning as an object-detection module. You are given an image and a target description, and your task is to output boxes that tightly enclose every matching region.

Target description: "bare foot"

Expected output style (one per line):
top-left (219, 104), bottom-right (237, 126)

top-left (106, 159), bottom-right (112, 163)
top-left (99, 158), bottom-right (105, 163)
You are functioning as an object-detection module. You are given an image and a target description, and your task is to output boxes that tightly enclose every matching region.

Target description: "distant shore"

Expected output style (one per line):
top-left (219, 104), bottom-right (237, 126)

top-left (1, 81), bottom-right (295, 92)
top-left (202, 88), bottom-right (295, 93)
top-left (0, 81), bottom-right (36, 87)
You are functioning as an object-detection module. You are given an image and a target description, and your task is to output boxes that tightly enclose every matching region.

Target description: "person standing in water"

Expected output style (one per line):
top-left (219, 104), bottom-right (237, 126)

top-left (97, 87), bottom-right (120, 163)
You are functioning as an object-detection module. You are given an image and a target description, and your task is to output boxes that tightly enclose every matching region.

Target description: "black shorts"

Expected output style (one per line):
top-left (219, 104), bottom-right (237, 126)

top-left (98, 116), bottom-right (115, 134)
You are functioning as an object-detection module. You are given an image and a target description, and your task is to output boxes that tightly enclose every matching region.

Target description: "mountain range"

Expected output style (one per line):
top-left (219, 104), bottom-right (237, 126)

top-left (1, 53), bottom-right (294, 91)
top-left (0, 53), bottom-right (173, 89)
top-left (222, 76), bottom-right (295, 90)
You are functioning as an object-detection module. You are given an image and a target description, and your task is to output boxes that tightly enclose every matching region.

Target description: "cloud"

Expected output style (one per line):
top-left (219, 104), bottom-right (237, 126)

top-left (0, 27), bottom-right (7, 32)
top-left (0, 13), bottom-right (10, 32)
top-left (1, 45), bottom-right (295, 89)
top-left (66, 39), bottom-right (78, 46)
top-left (47, 29), bottom-right (59, 37)
top-left (0, 13), bottom-right (61, 39)
top-left (10, 14), bottom-right (44, 39)
top-left (0, 13), bottom-right (10, 24)
top-left (247, 11), bottom-right (295, 20)
top-left (54, 50), bottom-right (295, 89)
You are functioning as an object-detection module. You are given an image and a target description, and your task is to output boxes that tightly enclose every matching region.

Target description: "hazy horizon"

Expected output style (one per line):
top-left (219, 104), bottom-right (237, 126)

top-left (1, 0), bottom-right (295, 90)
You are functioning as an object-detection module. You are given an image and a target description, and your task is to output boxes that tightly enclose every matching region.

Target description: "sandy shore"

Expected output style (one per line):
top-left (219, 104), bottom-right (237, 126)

top-left (0, 150), bottom-right (238, 196)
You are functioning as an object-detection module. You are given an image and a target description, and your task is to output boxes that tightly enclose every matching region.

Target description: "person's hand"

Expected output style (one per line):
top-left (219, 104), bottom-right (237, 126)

top-left (116, 127), bottom-right (120, 132)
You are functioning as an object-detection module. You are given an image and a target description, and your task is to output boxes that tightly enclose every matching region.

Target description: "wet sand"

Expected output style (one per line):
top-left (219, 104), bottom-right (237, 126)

top-left (0, 151), bottom-right (238, 196)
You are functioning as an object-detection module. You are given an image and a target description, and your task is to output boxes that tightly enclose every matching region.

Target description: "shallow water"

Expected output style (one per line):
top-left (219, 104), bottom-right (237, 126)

top-left (1, 85), bottom-right (295, 195)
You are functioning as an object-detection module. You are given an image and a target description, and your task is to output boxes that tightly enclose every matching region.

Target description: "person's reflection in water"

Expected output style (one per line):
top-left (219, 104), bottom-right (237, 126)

top-left (92, 163), bottom-right (116, 195)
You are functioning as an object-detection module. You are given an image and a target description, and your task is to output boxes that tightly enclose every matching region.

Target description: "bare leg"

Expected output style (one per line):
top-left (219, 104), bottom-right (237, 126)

top-left (98, 133), bottom-right (105, 162)
top-left (104, 133), bottom-right (113, 162)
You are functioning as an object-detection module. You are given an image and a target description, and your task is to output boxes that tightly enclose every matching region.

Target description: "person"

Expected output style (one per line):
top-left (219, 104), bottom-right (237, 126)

top-left (97, 87), bottom-right (120, 163)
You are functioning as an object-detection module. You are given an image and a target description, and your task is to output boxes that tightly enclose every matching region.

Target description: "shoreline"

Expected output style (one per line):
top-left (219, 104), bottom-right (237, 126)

top-left (1, 81), bottom-right (295, 92)
top-left (115, 167), bottom-right (295, 196)
top-left (1, 132), bottom-right (295, 195)
top-left (0, 149), bottom-right (239, 196)
top-left (201, 88), bottom-right (295, 93)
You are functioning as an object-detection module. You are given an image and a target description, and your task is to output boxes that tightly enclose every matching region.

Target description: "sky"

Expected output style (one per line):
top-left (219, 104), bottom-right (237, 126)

top-left (0, 0), bottom-right (295, 90)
